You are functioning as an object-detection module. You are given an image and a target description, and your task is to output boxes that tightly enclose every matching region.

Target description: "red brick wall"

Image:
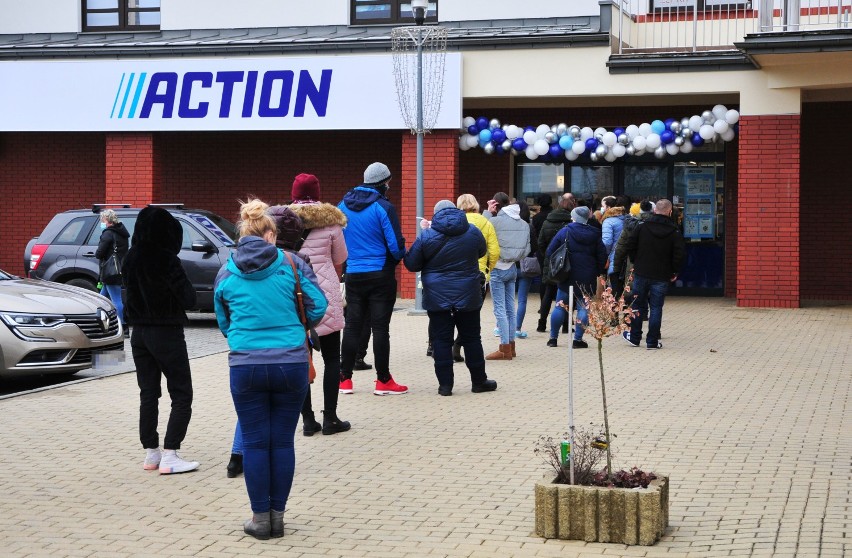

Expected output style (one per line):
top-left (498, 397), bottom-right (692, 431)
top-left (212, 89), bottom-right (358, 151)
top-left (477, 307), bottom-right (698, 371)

top-left (105, 133), bottom-right (161, 206)
top-left (800, 102), bottom-right (852, 300)
top-left (0, 133), bottom-right (104, 275)
top-left (736, 114), bottom-right (801, 308)
top-left (399, 130), bottom-right (459, 298)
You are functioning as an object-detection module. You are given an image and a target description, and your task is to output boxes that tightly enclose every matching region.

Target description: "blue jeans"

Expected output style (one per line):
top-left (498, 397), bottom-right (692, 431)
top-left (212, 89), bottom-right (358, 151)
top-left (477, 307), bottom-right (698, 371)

top-left (230, 363), bottom-right (309, 513)
top-left (489, 266), bottom-right (517, 345)
top-left (550, 289), bottom-right (587, 341)
top-left (629, 275), bottom-right (669, 347)
top-left (100, 284), bottom-right (125, 326)
top-left (515, 273), bottom-right (535, 331)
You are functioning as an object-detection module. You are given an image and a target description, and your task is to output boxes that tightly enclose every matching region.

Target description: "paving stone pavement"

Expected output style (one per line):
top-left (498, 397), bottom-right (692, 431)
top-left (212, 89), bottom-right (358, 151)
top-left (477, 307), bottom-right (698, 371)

top-left (0, 298), bottom-right (849, 558)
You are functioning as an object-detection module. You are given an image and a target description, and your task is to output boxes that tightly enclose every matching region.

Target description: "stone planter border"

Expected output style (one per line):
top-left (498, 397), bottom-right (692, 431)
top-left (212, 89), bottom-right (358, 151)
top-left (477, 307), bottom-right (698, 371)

top-left (534, 475), bottom-right (669, 545)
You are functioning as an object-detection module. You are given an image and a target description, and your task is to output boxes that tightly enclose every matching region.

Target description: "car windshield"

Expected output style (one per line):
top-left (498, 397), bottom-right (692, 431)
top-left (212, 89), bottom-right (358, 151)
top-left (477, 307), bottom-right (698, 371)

top-left (184, 210), bottom-right (237, 247)
top-left (0, 269), bottom-right (14, 280)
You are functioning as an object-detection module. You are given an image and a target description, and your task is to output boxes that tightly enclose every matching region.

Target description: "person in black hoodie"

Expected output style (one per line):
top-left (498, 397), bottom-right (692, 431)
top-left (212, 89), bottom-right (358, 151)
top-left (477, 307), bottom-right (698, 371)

top-left (95, 209), bottom-right (130, 335)
top-left (620, 199), bottom-right (685, 350)
top-left (536, 193), bottom-right (576, 333)
top-left (123, 206), bottom-right (200, 475)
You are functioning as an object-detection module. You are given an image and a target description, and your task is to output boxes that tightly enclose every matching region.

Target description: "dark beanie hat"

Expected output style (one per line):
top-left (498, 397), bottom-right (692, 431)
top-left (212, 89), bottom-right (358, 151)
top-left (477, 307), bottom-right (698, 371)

top-left (537, 194), bottom-right (552, 208)
top-left (291, 173), bottom-right (320, 203)
top-left (267, 205), bottom-right (304, 250)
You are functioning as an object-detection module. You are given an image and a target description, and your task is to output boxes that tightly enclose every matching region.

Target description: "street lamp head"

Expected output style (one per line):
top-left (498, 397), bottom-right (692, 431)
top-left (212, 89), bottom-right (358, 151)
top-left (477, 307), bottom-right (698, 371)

top-left (411, 0), bottom-right (428, 25)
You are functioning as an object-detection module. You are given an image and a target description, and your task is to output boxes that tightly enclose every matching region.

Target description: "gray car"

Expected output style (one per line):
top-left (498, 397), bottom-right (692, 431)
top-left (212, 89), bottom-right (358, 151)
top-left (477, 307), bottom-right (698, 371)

top-left (0, 269), bottom-right (125, 380)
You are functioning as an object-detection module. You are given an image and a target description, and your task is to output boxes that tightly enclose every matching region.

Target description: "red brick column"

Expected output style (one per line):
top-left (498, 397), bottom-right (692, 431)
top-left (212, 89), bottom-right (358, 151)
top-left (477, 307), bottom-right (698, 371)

top-left (736, 115), bottom-right (800, 307)
top-left (398, 130), bottom-right (460, 299)
top-left (105, 133), bottom-right (161, 206)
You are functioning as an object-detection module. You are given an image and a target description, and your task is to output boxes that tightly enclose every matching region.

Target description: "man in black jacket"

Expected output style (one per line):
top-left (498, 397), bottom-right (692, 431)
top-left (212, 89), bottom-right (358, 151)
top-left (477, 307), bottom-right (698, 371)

top-left (621, 199), bottom-right (685, 350)
top-left (535, 193), bottom-right (575, 332)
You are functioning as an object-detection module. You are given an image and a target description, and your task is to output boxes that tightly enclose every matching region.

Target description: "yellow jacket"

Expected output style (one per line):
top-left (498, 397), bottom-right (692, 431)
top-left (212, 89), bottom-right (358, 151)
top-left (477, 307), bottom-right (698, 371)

top-left (465, 212), bottom-right (500, 279)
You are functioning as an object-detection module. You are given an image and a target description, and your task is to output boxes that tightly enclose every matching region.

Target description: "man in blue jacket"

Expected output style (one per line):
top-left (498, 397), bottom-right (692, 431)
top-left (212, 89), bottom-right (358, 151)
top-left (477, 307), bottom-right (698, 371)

top-left (338, 162), bottom-right (408, 395)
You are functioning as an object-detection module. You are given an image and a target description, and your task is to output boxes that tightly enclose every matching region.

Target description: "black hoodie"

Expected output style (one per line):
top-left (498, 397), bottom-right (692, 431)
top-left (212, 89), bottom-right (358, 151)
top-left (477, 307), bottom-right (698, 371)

top-left (95, 222), bottom-right (130, 285)
top-left (624, 214), bottom-right (686, 281)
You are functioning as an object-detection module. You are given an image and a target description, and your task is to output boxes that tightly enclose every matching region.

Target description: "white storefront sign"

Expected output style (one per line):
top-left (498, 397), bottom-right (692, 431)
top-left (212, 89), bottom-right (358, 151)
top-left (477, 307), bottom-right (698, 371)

top-left (0, 54), bottom-right (462, 132)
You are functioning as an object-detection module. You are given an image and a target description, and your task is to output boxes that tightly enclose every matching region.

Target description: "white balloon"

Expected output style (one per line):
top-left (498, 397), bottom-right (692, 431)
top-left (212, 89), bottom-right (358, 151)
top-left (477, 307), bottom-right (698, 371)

top-left (612, 144), bottom-right (626, 158)
top-left (504, 125), bottom-right (516, 140)
top-left (712, 105), bottom-right (728, 120)
top-left (725, 109), bottom-right (740, 125)
top-left (572, 140), bottom-right (586, 155)
top-left (713, 120), bottom-right (729, 134)
top-left (525, 145), bottom-right (538, 160)
top-left (465, 134), bottom-right (479, 148)
top-left (523, 130), bottom-right (537, 145)
top-left (605, 152), bottom-right (618, 162)
top-left (666, 143), bottom-right (679, 155)
top-left (459, 136), bottom-right (471, 151)
top-left (594, 127), bottom-right (608, 138)
top-left (534, 139), bottom-right (550, 156)
top-left (646, 133), bottom-right (662, 150)
top-left (625, 124), bottom-right (640, 140)
top-left (566, 150), bottom-right (579, 161)
top-left (602, 132), bottom-right (618, 147)
top-left (632, 136), bottom-right (647, 151)
top-left (638, 123), bottom-right (653, 137)
top-left (580, 127), bottom-right (594, 141)
top-left (699, 124), bottom-right (716, 140)
top-left (536, 124), bottom-right (551, 139)
top-left (689, 115), bottom-right (703, 132)
top-left (463, 116), bottom-right (475, 129)
top-left (635, 148), bottom-right (646, 156)
top-left (679, 141), bottom-right (694, 154)
top-left (721, 128), bottom-right (736, 142)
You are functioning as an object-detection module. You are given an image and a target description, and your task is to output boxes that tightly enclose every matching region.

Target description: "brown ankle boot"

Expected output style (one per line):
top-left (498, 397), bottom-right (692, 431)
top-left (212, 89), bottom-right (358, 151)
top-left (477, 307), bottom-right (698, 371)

top-left (509, 340), bottom-right (516, 357)
top-left (485, 344), bottom-right (512, 360)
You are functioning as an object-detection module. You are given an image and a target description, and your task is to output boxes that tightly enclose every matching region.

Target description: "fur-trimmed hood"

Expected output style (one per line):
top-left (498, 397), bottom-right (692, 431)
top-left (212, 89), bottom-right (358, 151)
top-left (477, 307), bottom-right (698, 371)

top-left (602, 206), bottom-right (625, 220)
top-left (289, 202), bottom-right (348, 230)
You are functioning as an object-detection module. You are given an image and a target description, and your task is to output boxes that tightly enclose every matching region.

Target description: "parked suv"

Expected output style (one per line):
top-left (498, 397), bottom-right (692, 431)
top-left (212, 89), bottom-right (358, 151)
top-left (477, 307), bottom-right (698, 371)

top-left (25, 204), bottom-right (237, 312)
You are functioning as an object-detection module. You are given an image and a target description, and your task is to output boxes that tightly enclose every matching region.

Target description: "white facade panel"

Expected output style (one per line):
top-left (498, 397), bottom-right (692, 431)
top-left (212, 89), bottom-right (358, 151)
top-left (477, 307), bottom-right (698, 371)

top-left (161, 0), bottom-right (349, 30)
top-left (439, 0), bottom-right (600, 21)
top-left (0, 0), bottom-right (79, 34)
top-left (0, 54), bottom-right (462, 131)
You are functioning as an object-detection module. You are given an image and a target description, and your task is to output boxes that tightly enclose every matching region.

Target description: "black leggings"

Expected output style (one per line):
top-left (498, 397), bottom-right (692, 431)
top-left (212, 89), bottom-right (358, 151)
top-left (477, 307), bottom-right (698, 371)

top-left (301, 330), bottom-right (341, 417)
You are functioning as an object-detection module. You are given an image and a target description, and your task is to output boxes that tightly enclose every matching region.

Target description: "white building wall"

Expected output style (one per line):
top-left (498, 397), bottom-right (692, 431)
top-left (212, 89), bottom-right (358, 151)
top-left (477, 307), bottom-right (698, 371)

top-left (0, 0), bottom-right (79, 34)
top-left (161, 0), bottom-right (349, 30)
top-left (438, 0), bottom-right (600, 21)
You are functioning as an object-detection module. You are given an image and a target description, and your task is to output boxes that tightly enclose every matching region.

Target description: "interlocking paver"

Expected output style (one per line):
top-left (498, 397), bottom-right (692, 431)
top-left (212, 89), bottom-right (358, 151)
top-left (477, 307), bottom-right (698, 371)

top-left (0, 298), bottom-right (849, 557)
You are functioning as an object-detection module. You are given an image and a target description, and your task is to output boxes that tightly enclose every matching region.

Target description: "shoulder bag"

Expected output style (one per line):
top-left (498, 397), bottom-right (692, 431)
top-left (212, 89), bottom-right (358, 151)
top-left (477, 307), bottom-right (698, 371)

top-left (520, 255), bottom-right (541, 277)
top-left (282, 251), bottom-right (320, 384)
top-left (102, 245), bottom-right (123, 283)
top-left (543, 235), bottom-right (572, 285)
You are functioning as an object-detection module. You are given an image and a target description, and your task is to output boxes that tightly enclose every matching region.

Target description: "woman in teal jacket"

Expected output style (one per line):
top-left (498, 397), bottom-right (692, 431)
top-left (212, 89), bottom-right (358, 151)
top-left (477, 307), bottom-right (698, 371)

top-left (214, 199), bottom-right (327, 540)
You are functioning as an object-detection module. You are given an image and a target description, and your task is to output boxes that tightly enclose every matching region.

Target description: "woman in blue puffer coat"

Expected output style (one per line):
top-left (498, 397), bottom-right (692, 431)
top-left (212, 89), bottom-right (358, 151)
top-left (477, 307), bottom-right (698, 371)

top-left (404, 200), bottom-right (497, 397)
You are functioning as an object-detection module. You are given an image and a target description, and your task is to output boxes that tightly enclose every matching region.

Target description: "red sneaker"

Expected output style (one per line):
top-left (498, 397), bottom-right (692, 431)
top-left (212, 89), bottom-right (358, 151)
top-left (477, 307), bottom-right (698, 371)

top-left (339, 378), bottom-right (353, 394)
top-left (374, 376), bottom-right (408, 395)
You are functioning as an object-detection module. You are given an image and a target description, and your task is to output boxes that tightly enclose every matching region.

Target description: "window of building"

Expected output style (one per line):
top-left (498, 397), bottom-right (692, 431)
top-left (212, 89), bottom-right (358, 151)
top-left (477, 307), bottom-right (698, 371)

top-left (82, 0), bottom-right (161, 32)
top-left (351, 0), bottom-right (437, 25)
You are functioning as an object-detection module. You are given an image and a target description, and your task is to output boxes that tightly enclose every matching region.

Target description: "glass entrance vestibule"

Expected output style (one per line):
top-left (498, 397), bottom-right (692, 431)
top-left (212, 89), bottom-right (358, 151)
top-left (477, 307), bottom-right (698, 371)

top-left (515, 149), bottom-right (726, 296)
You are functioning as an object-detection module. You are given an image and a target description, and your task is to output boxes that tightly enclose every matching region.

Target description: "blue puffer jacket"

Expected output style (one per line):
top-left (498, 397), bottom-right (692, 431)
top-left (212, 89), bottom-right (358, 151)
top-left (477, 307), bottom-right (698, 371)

top-left (403, 207), bottom-right (486, 312)
top-left (338, 186), bottom-right (406, 273)
top-left (214, 236), bottom-right (328, 367)
top-left (602, 213), bottom-right (626, 274)
top-left (546, 222), bottom-right (607, 297)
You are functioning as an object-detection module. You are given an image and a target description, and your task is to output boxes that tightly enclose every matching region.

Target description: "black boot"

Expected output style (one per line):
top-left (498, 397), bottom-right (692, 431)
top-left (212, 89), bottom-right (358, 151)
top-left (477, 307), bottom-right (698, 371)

top-left (452, 343), bottom-right (464, 363)
top-left (536, 318), bottom-right (547, 333)
top-left (302, 413), bottom-right (322, 437)
top-left (353, 358), bottom-right (373, 371)
top-left (322, 410), bottom-right (351, 435)
top-left (426, 340), bottom-right (433, 357)
top-left (226, 453), bottom-right (243, 478)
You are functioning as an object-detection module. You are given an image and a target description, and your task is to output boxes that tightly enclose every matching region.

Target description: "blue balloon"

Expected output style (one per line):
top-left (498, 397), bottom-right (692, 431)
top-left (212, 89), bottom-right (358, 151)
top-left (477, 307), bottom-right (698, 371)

top-left (492, 129), bottom-right (506, 143)
top-left (660, 130), bottom-right (675, 145)
top-left (512, 138), bottom-right (527, 151)
top-left (585, 138), bottom-right (598, 152)
top-left (651, 120), bottom-right (665, 135)
top-left (476, 117), bottom-right (489, 131)
top-left (495, 143), bottom-right (505, 155)
top-left (664, 118), bottom-right (676, 130)
top-left (613, 128), bottom-right (625, 137)
top-left (524, 126), bottom-right (535, 133)
top-left (691, 134), bottom-right (704, 147)
top-left (549, 144), bottom-right (563, 158)
top-left (467, 125), bottom-right (478, 135)
top-left (558, 135), bottom-right (574, 150)
top-left (479, 129), bottom-right (492, 143)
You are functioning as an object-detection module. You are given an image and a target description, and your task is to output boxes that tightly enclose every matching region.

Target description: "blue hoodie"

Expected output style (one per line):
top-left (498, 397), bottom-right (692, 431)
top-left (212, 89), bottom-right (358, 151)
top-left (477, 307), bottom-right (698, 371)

top-left (214, 236), bottom-right (328, 366)
top-left (338, 186), bottom-right (405, 273)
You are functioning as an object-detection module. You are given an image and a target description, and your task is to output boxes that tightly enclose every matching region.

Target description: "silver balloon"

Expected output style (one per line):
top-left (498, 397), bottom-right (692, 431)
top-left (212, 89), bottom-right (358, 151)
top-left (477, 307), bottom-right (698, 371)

top-left (681, 128), bottom-right (693, 139)
top-left (502, 139), bottom-right (512, 151)
top-left (670, 121), bottom-right (682, 134)
top-left (680, 117), bottom-right (690, 131)
top-left (654, 146), bottom-right (666, 159)
top-left (618, 133), bottom-right (629, 146)
top-left (556, 123), bottom-right (568, 137)
top-left (483, 143), bottom-right (495, 155)
top-left (589, 153), bottom-right (599, 162)
top-left (595, 145), bottom-right (608, 157)
top-left (551, 125), bottom-right (558, 135)
top-left (674, 136), bottom-right (684, 146)
top-left (595, 132), bottom-right (604, 141)
top-left (511, 148), bottom-right (520, 156)
top-left (626, 145), bottom-right (636, 157)
top-left (569, 125), bottom-right (581, 139)
top-left (701, 110), bottom-right (713, 123)
top-left (489, 118), bottom-right (501, 130)
top-left (545, 131), bottom-right (556, 144)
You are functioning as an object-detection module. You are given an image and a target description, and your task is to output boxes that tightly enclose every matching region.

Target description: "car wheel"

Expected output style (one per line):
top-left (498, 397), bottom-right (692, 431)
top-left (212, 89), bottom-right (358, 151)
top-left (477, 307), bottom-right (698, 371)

top-left (65, 278), bottom-right (98, 292)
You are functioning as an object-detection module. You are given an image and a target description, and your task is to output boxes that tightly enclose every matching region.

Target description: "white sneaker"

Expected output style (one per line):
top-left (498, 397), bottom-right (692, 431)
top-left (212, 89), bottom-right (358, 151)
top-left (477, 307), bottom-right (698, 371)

top-left (143, 447), bottom-right (161, 471)
top-left (158, 449), bottom-right (200, 474)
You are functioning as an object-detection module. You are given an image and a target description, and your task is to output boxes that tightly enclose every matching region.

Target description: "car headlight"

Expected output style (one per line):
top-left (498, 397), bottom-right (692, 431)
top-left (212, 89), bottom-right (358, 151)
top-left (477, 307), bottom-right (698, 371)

top-left (1, 313), bottom-right (66, 328)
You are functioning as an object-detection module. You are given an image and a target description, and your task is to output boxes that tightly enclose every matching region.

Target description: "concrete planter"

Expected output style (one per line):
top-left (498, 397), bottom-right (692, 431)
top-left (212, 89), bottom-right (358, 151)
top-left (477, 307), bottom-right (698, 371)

top-left (534, 475), bottom-right (669, 545)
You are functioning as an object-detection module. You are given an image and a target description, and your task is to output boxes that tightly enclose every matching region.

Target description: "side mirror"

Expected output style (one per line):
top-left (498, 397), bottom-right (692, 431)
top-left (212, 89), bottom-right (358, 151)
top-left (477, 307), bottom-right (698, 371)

top-left (191, 240), bottom-right (216, 254)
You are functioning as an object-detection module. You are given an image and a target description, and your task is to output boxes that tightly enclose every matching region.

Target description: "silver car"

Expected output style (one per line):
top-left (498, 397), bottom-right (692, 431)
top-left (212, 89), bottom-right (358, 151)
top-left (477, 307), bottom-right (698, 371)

top-left (0, 269), bottom-right (125, 380)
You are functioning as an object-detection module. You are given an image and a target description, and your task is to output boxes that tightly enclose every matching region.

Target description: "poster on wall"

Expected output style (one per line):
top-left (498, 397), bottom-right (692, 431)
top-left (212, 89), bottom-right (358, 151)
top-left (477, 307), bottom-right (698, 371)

top-left (683, 167), bottom-right (716, 239)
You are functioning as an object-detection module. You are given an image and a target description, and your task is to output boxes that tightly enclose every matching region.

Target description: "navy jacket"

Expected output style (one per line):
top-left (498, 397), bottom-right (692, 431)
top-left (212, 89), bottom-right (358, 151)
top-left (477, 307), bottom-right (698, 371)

top-left (403, 208), bottom-right (486, 312)
top-left (546, 222), bottom-right (607, 297)
top-left (338, 186), bottom-right (405, 274)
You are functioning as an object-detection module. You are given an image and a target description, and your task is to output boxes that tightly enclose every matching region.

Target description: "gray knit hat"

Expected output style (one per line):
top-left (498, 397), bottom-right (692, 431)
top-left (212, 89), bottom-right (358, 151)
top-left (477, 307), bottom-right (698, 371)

top-left (433, 200), bottom-right (455, 215)
top-left (571, 206), bottom-right (590, 224)
top-left (363, 162), bottom-right (392, 185)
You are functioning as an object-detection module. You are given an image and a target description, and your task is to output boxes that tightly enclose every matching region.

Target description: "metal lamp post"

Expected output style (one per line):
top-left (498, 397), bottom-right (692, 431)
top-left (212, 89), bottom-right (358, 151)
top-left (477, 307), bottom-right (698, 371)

top-left (411, 0), bottom-right (428, 313)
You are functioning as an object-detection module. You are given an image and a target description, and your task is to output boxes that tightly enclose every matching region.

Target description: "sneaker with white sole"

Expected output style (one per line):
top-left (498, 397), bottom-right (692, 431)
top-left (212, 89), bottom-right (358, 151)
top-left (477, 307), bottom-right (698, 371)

top-left (374, 376), bottom-right (408, 395)
top-left (622, 331), bottom-right (640, 347)
top-left (493, 327), bottom-right (501, 337)
top-left (143, 447), bottom-right (161, 471)
top-left (646, 341), bottom-right (663, 350)
top-left (158, 450), bottom-right (200, 474)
